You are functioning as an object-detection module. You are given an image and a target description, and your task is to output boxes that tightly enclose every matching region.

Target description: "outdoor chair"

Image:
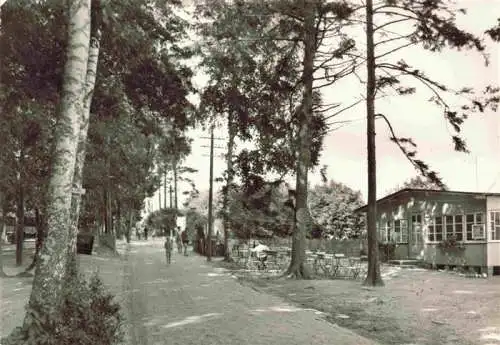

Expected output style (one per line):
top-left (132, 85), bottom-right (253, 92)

top-left (313, 253), bottom-right (335, 277)
top-left (246, 257), bottom-right (260, 271)
top-left (335, 257), bottom-right (365, 280)
top-left (346, 257), bottom-right (363, 279)
top-left (237, 249), bottom-right (249, 266)
top-left (261, 250), bottom-right (279, 271)
top-left (307, 255), bottom-right (317, 273)
top-left (328, 254), bottom-right (345, 278)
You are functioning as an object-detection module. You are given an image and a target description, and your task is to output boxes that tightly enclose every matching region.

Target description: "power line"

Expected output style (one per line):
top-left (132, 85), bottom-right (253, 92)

top-left (201, 145), bottom-right (226, 149)
top-left (200, 136), bottom-right (226, 141)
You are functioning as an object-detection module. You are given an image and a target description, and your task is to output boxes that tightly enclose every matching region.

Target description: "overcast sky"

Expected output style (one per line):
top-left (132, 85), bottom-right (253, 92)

top-left (146, 0), bottom-right (500, 213)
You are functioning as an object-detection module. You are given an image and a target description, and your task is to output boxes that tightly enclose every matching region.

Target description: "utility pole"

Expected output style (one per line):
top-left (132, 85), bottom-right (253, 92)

top-left (174, 160), bottom-right (178, 211)
top-left (207, 126), bottom-right (214, 261)
top-left (163, 170), bottom-right (167, 209)
top-left (158, 182), bottom-right (162, 210)
top-left (200, 128), bottom-right (226, 260)
top-left (169, 185), bottom-right (173, 208)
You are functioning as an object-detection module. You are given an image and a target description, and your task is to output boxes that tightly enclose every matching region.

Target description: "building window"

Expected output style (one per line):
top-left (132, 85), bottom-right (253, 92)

top-left (411, 214), bottom-right (422, 244)
top-left (376, 222), bottom-right (384, 243)
top-left (428, 216), bottom-right (443, 242)
top-left (489, 211), bottom-right (500, 240)
top-left (466, 213), bottom-right (485, 241)
top-left (393, 219), bottom-right (408, 243)
top-left (386, 221), bottom-right (393, 242)
top-left (411, 215), bottom-right (422, 228)
top-left (378, 221), bottom-right (391, 243)
top-left (444, 215), bottom-right (464, 241)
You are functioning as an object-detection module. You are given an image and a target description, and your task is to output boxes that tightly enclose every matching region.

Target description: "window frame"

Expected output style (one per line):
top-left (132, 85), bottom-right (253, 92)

top-left (465, 212), bottom-right (485, 242)
top-left (428, 216), bottom-right (444, 243)
top-left (426, 213), bottom-right (485, 244)
top-left (384, 220), bottom-right (393, 243)
top-left (489, 211), bottom-right (500, 241)
top-left (377, 221), bottom-right (388, 243)
top-left (443, 214), bottom-right (464, 241)
top-left (393, 219), bottom-right (408, 244)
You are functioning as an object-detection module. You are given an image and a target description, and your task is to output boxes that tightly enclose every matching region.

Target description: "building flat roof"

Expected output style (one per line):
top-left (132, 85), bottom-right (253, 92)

top-left (354, 188), bottom-right (500, 213)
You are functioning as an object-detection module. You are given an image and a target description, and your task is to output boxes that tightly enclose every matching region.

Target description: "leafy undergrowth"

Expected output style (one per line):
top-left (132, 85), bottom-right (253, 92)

top-left (2, 273), bottom-right (124, 345)
top-left (1, 242), bottom-right (129, 343)
top-left (236, 267), bottom-right (500, 345)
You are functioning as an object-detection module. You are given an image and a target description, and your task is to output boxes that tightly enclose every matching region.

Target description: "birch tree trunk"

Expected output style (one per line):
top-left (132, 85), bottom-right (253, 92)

top-left (19, 0), bottom-right (91, 336)
top-left (363, 0), bottom-right (384, 286)
top-left (286, 1), bottom-right (315, 279)
top-left (66, 11), bottom-right (101, 277)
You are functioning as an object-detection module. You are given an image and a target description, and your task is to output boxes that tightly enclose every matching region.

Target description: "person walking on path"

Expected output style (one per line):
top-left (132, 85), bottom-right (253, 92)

top-left (176, 227), bottom-right (182, 253)
top-left (164, 237), bottom-right (173, 265)
top-left (181, 230), bottom-right (188, 256)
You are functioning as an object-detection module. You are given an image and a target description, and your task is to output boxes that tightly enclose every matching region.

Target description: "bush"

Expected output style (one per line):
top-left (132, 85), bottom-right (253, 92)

top-left (378, 242), bottom-right (396, 262)
top-left (437, 235), bottom-right (466, 252)
top-left (9, 272), bottom-right (124, 345)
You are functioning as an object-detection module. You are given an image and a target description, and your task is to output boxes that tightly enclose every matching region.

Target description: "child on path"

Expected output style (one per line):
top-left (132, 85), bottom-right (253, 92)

top-left (164, 237), bottom-right (173, 265)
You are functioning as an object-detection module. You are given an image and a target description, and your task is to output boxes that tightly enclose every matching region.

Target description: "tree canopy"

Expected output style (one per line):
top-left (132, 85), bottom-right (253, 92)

top-left (0, 0), bottom-right (199, 237)
top-left (308, 180), bottom-right (365, 240)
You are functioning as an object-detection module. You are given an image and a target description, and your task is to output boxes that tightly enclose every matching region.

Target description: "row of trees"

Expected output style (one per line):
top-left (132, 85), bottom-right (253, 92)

top-left (0, 0), bottom-right (197, 268)
top-left (221, 178), bottom-right (365, 240)
top-left (1, 0), bottom-right (202, 342)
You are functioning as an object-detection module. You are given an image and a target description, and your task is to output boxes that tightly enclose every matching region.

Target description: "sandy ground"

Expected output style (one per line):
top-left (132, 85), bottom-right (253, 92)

top-left (228, 264), bottom-right (500, 345)
top-left (3, 241), bottom-right (500, 345)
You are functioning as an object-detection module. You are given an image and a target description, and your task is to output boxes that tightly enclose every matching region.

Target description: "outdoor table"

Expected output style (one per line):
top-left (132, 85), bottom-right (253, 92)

top-left (346, 257), bottom-right (363, 279)
top-left (313, 252), bottom-right (332, 275)
top-left (262, 250), bottom-right (279, 268)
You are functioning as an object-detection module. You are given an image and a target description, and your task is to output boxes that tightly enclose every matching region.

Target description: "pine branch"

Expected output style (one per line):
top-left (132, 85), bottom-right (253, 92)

top-left (313, 59), bottom-right (364, 84)
top-left (375, 40), bottom-right (420, 60)
top-left (373, 17), bottom-right (413, 33)
top-left (314, 59), bottom-right (356, 70)
top-left (313, 51), bottom-right (349, 73)
top-left (375, 113), bottom-right (447, 189)
top-left (374, 32), bottom-right (416, 47)
top-left (323, 98), bottom-right (364, 121)
top-left (376, 62), bottom-right (447, 93)
top-left (375, 10), bottom-right (419, 22)
top-left (314, 102), bottom-right (342, 114)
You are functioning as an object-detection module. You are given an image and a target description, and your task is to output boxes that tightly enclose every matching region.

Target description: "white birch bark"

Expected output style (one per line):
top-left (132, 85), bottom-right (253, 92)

top-left (67, 17), bottom-right (101, 275)
top-left (20, 0), bottom-right (91, 333)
